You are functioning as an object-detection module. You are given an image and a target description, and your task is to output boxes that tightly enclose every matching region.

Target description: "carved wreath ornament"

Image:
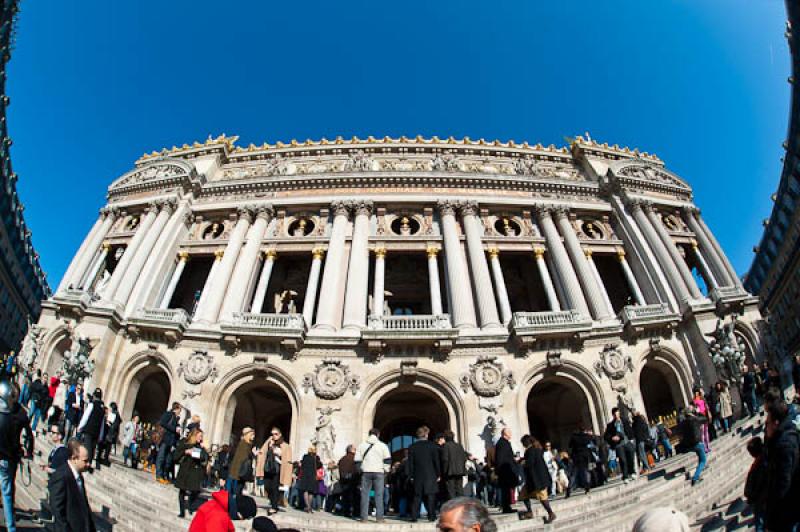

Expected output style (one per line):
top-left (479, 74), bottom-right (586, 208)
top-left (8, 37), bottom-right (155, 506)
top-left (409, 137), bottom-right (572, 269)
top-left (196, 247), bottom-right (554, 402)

top-left (178, 350), bottom-right (218, 385)
top-left (302, 359), bottom-right (361, 400)
top-left (460, 356), bottom-right (515, 397)
top-left (593, 345), bottom-right (633, 381)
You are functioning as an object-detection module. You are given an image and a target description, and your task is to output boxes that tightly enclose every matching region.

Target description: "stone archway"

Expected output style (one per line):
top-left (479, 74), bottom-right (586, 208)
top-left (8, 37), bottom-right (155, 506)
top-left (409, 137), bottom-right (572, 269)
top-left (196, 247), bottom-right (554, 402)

top-left (46, 335), bottom-right (71, 377)
top-left (227, 380), bottom-right (292, 446)
top-left (526, 375), bottom-right (593, 450)
top-left (373, 385), bottom-right (450, 460)
top-left (129, 367), bottom-right (171, 424)
top-left (639, 362), bottom-right (682, 421)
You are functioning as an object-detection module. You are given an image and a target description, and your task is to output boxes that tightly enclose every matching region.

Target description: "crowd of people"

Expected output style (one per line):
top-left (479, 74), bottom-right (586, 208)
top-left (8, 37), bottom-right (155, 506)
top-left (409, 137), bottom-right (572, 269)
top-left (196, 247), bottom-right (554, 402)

top-left (0, 355), bottom-right (795, 531)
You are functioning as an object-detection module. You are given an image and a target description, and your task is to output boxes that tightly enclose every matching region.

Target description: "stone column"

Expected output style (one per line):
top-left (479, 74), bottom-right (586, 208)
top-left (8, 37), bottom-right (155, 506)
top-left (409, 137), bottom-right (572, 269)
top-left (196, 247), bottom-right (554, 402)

top-left (314, 202), bottom-right (352, 331)
top-left (103, 203), bottom-right (159, 302)
top-left (59, 208), bottom-right (115, 293)
top-left (112, 200), bottom-right (175, 306)
top-left (585, 249), bottom-right (615, 316)
top-left (487, 248), bottom-right (512, 324)
top-left (553, 208), bottom-right (612, 319)
top-left (460, 201), bottom-right (501, 329)
top-left (427, 246), bottom-right (444, 316)
top-left (159, 252), bottom-right (189, 309)
top-left (372, 247), bottom-right (386, 318)
top-left (302, 248), bottom-right (325, 327)
top-left (81, 241), bottom-right (110, 290)
top-left (535, 207), bottom-right (588, 315)
top-left (195, 250), bottom-right (223, 316)
top-left (437, 200), bottom-right (477, 329)
top-left (342, 201), bottom-right (373, 330)
top-left (682, 207), bottom-right (738, 287)
top-left (617, 248), bottom-right (645, 305)
top-left (644, 203), bottom-right (703, 299)
top-left (690, 239), bottom-right (719, 291)
top-left (194, 207), bottom-right (253, 324)
top-left (221, 206), bottom-right (273, 319)
top-left (250, 249), bottom-right (277, 313)
top-left (628, 200), bottom-right (691, 302)
top-left (533, 246), bottom-right (561, 311)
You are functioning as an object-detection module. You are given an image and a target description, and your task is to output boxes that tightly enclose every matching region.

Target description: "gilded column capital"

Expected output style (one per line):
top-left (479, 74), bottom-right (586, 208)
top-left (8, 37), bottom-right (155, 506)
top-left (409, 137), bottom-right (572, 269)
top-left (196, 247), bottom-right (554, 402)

top-left (101, 241), bottom-right (111, 252)
top-left (459, 200), bottom-right (480, 217)
top-left (311, 247), bottom-right (326, 260)
top-left (583, 248), bottom-right (593, 258)
top-left (616, 247), bottom-right (626, 260)
top-left (532, 246), bottom-right (546, 259)
top-left (690, 238), bottom-right (699, 250)
top-left (426, 245), bottom-right (441, 258)
top-left (373, 246), bottom-right (386, 259)
top-left (264, 248), bottom-right (278, 260)
top-left (213, 249), bottom-right (225, 260)
top-left (487, 247), bottom-right (500, 259)
top-left (177, 251), bottom-right (190, 262)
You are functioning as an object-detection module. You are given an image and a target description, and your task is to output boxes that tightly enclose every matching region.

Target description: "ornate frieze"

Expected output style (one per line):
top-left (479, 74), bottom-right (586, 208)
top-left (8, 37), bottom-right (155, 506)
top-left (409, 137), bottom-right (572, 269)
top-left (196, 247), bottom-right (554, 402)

top-left (302, 359), bottom-right (360, 399)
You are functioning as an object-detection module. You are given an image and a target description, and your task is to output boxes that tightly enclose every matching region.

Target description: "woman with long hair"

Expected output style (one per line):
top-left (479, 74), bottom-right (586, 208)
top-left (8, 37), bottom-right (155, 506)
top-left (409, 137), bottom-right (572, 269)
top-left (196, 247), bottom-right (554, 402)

top-left (298, 445), bottom-right (322, 513)
top-left (520, 435), bottom-right (556, 524)
top-left (173, 427), bottom-right (209, 518)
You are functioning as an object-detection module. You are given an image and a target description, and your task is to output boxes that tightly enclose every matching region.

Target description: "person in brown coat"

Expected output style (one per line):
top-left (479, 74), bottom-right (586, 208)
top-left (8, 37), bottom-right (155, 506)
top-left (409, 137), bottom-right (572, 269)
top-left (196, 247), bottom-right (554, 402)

top-left (227, 427), bottom-right (255, 520)
top-left (255, 426), bottom-right (292, 515)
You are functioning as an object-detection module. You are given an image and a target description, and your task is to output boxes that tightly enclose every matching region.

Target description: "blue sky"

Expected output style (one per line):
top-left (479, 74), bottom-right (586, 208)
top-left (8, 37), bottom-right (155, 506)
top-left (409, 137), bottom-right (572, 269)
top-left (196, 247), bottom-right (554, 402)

top-left (7, 1), bottom-right (789, 287)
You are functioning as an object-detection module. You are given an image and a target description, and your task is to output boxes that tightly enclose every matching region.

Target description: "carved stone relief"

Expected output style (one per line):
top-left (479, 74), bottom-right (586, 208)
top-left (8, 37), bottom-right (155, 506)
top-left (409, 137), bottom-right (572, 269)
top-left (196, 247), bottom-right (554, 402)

top-left (302, 359), bottom-right (360, 399)
top-left (461, 356), bottom-right (515, 397)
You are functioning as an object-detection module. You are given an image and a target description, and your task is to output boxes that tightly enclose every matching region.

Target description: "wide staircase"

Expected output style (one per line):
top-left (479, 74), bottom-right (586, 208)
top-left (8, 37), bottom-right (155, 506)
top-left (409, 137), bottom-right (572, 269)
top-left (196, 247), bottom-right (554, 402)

top-left (15, 417), bottom-right (763, 532)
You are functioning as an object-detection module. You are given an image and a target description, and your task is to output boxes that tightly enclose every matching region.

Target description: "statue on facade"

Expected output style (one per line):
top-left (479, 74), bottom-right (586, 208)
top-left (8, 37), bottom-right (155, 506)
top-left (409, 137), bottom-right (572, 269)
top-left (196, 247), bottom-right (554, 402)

top-left (706, 315), bottom-right (746, 384)
top-left (314, 406), bottom-right (340, 465)
top-left (274, 290), bottom-right (298, 314)
top-left (62, 334), bottom-right (96, 386)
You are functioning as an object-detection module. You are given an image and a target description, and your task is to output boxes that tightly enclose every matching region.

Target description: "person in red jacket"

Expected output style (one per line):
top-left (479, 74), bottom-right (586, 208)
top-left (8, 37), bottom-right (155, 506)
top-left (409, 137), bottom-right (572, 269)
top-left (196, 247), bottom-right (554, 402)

top-left (189, 490), bottom-right (235, 532)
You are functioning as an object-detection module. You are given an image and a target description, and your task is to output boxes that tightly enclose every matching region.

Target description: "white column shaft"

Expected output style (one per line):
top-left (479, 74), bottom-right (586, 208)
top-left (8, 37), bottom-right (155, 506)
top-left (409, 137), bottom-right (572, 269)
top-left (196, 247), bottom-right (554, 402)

top-left (315, 208), bottom-right (351, 330)
top-left (195, 254), bottom-right (222, 315)
top-left (488, 253), bottom-right (512, 324)
top-left (65, 213), bottom-right (115, 292)
top-left (535, 253), bottom-right (561, 311)
top-left (194, 214), bottom-right (252, 324)
top-left (646, 208), bottom-right (703, 299)
top-left (537, 211), bottom-right (589, 315)
top-left (372, 252), bottom-right (385, 318)
top-left (692, 246), bottom-right (719, 291)
top-left (440, 208), bottom-right (477, 329)
top-left (685, 211), bottom-right (737, 287)
top-left (250, 253), bottom-right (276, 313)
top-left (59, 213), bottom-right (106, 292)
top-left (221, 213), bottom-right (270, 319)
top-left (342, 209), bottom-right (372, 329)
top-left (619, 255), bottom-right (646, 305)
top-left (587, 254), bottom-right (615, 316)
top-left (81, 246), bottom-right (109, 290)
top-left (302, 252), bottom-right (324, 326)
top-left (159, 256), bottom-right (188, 309)
top-left (427, 252), bottom-right (444, 316)
top-left (462, 211), bottom-right (501, 329)
top-left (103, 208), bottom-right (158, 301)
top-left (631, 206), bottom-right (690, 301)
top-left (113, 207), bottom-right (172, 306)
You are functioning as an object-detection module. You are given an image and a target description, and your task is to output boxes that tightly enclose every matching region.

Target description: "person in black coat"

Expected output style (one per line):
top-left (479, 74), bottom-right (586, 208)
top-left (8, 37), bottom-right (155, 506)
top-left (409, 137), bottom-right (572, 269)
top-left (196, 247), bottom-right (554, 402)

top-left (604, 408), bottom-right (635, 482)
top-left (174, 428), bottom-right (209, 518)
top-left (631, 411), bottom-right (652, 473)
top-left (493, 427), bottom-right (516, 514)
top-left (764, 400), bottom-right (800, 531)
top-left (48, 440), bottom-right (96, 532)
top-left (77, 388), bottom-right (104, 471)
top-left (298, 447), bottom-right (322, 513)
top-left (440, 430), bottom-right (467, 501)
top-left (156, 402), bottom-right (182, 482)
top-left (407, 426), bottom-right (441, 522)
top-left (64, 384), bottom-right (84, 439)
top-left (567, 426), bottom-right (594, 496)
top-left (520, 435), bottom-right (556, 523)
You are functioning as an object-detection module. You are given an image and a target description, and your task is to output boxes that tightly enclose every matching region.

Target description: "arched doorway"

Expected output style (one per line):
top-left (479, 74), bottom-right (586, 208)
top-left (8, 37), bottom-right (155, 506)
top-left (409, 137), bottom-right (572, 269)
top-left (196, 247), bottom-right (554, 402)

top-left (228, 380), bottom-right (292, 446)
top-left (373, 386), bottom-right (450, 460)
top-left (639, 361), bottom-right (683, 421)
top-left (527, 376), bottom-right (592, 450)
top-left (45, 335), bottom-right (71, 376)
top-left (125, 366), bottom-right (171, 424)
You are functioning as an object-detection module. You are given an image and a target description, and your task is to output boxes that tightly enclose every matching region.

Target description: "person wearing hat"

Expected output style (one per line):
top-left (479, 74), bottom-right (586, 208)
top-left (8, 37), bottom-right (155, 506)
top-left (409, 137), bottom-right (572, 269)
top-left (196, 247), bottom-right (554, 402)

top-left (77, 388), bottom-right (105, 471)
top-left (0, 380), bottom-right (33, 532)
top-left (227, 427), bottom-right (256, 520)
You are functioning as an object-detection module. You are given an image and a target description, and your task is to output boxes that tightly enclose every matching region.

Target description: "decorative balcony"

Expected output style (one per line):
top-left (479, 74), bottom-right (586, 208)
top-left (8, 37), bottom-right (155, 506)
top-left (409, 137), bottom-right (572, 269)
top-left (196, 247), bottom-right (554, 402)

top-left (220, 312), bottom-right (307, 353)
top-left (620, 303), bottom-right (680, 335)
top-left (127, 307), bottom-right (191, 346)
top-left (510, 310), bottom-right (592, 344)
top-left (50, 288), bottom-right (94, 317)
top-left (709, 285), bottom-right (752, 313)
top-left (362, 314), bottom-right (459, 356)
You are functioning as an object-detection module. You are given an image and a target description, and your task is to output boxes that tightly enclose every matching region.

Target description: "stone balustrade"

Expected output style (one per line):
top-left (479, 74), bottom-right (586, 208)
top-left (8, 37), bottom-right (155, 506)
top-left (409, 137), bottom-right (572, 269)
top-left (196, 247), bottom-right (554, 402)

top-left (367, 314), bottom-right (453, 331)
top-left (135, 307), bottom-right (191, 327)
top-left (229, 311), bottom-right (307, 331)
top-left (620, 302), bottom-right (680, 334)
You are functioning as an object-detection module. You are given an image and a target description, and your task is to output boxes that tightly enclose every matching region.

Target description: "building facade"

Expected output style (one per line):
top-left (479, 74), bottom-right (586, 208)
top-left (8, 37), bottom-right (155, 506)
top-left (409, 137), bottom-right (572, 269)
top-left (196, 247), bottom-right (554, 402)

top-left (745, 1), bottom-right (800, 378)
top-left (28, 133), bottom-right (761, 461)
top-left (0, 0), bottom-right (51, 353)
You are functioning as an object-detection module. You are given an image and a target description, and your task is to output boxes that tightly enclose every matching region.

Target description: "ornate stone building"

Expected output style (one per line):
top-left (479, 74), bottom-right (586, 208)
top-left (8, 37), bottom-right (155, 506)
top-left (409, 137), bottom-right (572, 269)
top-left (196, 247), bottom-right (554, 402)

top-left (30, 133), bottom-right (761, 460)
top-left (0, 0), bottom-right (51, 353)
top-left (746, 1), bottom-right (800, 379)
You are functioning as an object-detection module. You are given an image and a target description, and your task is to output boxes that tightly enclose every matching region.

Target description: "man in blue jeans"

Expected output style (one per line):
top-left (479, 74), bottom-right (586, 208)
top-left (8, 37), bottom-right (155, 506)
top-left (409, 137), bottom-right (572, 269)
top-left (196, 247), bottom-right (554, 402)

top-left (0, 380), bottom-right (33, 532)
top-left (354, 428), bottom-right (391, 523)
top-left (679, 405), bottom-right (708, 486)
top-left (156, 402), bottom-right (181, 483)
